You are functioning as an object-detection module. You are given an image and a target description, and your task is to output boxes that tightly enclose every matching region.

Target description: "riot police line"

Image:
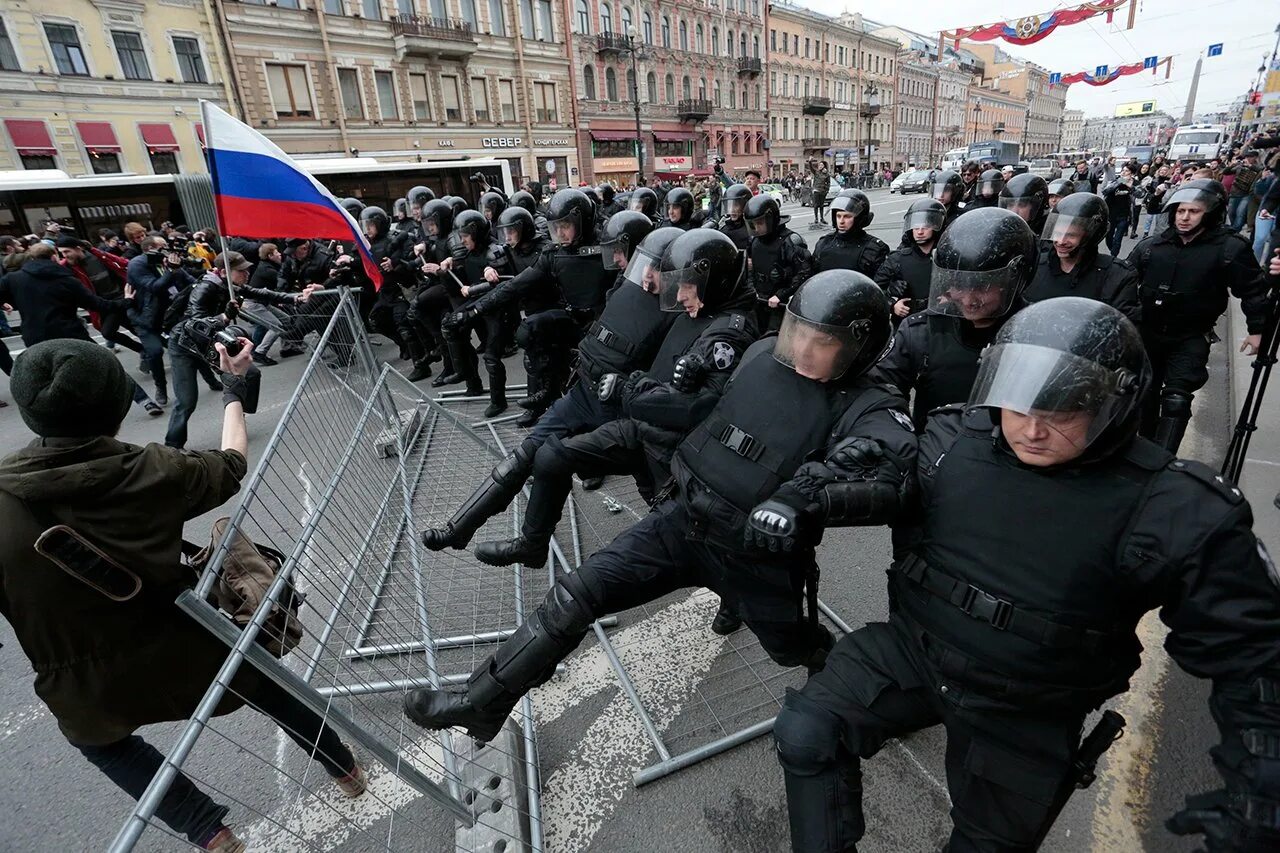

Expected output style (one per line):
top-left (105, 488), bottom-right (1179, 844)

top-left (275, 169), bottom-right (1280, 853)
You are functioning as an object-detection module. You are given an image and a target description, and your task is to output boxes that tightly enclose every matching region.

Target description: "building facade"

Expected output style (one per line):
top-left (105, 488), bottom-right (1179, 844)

top-left (0, 0), bottom-right (232, 177)
top-left (1081, 111), bottom-right (1175, 152)
top-left (572, 0), bottom-right (767, 186)
top-left (965, 43), bottom-right (1064, 158)
top-left (217, 0), bottom-right (577, 189)
top-left (1060, 108), bottom-right (1084, 150)
top-left (968, 84), bottom-right (1026, 148)
top-left (932, 63), bottom-right (971, 162)
top-left (894, 54), bottom-right (935, 168)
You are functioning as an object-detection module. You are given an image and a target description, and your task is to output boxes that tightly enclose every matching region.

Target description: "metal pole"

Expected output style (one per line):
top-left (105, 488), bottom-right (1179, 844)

top-left (631, 34), bottom-right (645, 186)
top-left (633, 717), bottom-right (776, 787)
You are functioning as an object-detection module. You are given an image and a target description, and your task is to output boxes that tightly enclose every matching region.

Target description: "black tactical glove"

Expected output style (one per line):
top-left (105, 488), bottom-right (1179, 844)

top-left (441, 308), bottom-right (476, 331)
top-left (597, 372), bottom-right (624, 403)
top-left (744, 490), bottom-right (819, 553)
top-left (221, 373), bottom-right (251, 408)
top-left (672, 352), bottom-right (709, 393)
top-left (827, 436), bottom-right (884, 472)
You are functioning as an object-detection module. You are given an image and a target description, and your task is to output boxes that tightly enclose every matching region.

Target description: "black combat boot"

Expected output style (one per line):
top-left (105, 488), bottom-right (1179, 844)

top-left (483, 356), bottom-right (507, 419)
top-left (421, 438), bottom-right (539, 551)
top-left (711, 601), bottom-right (744, 635)
top-left (406, 359), bottom-right (433, 382)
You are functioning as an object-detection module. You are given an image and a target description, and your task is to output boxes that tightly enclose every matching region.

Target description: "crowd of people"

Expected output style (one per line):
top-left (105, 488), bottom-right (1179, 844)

top-left (0, 132), bottom-right (1279, 852)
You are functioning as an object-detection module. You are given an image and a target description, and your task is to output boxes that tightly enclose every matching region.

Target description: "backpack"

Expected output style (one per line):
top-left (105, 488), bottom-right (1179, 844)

top-left (160, 280), bottom-right (195, 332)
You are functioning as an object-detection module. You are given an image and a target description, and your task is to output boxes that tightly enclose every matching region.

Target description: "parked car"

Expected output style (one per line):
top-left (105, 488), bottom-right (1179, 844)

top-left (757, 183), bottom-right (786, 205)
top-left (891, 169), bottom-right (931, 194)
top-left (1024, 159), bottom-right (1061, 180)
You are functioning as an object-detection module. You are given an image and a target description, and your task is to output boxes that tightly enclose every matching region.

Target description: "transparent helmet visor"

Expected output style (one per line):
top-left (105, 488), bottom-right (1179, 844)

top-left (999, 196), bottom-right (1041, 221)
top-left (772, 306), bottom-right (872, 381)
top-left (1040, 212), bottom-right (1100, 245)
top-left (928, 259), bottom-right (1022, 321)
top-left (599, 235), bottom-right (631, 270)
top-left (657, 265), bottom-right (709, 312)
top-left (969, 342), bottom-right (1137, 449)
top-left (1162, 186), bottom-right (1221, 212)
top-left (978, 178), bottom-right (1004, 196)
top-left (725, 197), bottom-right (746, 217)
top-left (629, 197), bottom-right (648, 212)
top-left (830, 196), bottom-right (868, 217)
top-left (496, 223), bottom-right (525, 245)
top-left (931, 183), bottom-right (956, 202)
top-left (746, 214), bottom-right (774, 236)
top-left (547, 214), bottom-right (579, 246)
top-left (905, 209), bottom-right (945, 231)
top-left (622, 248), bottom-right (663, 293)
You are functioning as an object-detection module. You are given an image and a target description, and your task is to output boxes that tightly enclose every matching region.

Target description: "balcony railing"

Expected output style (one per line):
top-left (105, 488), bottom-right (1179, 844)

top-left (596, 32), bottom-right (631, 54)
top-left (802, 96), bottom-right (832, 115)
top-left (390, 14), bottom-right (475, 41)
top-left (737, 56), bottom-right (762, 76)
top-left (677, 98), bottom-right (713, 120)
top-left (802, 137), bottom-right (831, 149)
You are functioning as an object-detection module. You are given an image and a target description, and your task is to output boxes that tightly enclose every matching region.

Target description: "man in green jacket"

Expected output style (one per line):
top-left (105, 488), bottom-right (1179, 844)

top-left (0, 338), bottom-right (366, 852)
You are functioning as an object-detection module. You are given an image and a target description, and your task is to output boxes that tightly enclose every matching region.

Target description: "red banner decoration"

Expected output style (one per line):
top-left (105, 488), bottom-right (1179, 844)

top-left (1051, 56), bottom-right (1173, 88)
top-left (937, 1), bottom-right (1132, 55)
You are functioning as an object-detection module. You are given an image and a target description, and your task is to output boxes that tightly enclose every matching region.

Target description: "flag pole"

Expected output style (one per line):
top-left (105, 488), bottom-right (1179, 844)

top-left (200, 100), bottom-right (237, 304)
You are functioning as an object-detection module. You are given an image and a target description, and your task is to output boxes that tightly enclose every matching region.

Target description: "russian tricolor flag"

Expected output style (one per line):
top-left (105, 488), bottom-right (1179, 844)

top-left (200, 100), bottom-right (382, 289)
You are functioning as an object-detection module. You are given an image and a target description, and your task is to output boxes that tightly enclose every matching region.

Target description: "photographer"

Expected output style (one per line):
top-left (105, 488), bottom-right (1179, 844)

top-left (126, 235), bottom-right (198, 405)
top-left (165, 251), bottom-right (315, 449)
top-left (0, 337), bottom-right (367, 853)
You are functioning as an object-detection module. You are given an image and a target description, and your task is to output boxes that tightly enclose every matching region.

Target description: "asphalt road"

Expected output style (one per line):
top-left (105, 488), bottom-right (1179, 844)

top-left (0, 189), bottom-right (1238, 852)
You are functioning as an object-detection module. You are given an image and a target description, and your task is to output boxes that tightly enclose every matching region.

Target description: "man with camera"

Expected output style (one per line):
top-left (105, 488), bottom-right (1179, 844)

top-left (165, 251), bottom-right (316, 449)
top-left (126, 235), bottom-right (199, 405)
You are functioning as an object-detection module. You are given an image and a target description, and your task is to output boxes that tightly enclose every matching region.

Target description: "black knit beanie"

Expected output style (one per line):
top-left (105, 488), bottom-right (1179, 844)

top-left (11, 339), bottom-right (132, 437)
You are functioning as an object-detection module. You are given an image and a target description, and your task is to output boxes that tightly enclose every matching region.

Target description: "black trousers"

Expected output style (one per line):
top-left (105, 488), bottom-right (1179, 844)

top-left (562, 499), bottom-right (826, 666)
top-left (1138, 329), bottom-right (1211, 434)
top-left (99, 311), bottom-right (144, 354)
top-left (368, 297), bottom-right (408, 351)
top-left (774, 617), bottom-right (1084, 852)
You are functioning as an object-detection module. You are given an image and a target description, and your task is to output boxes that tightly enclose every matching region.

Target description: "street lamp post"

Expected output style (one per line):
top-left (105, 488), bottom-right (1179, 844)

top-left (861, 83), bottom-right (880, 174)
top-left (624, 27), bottom-right (647, 186)
top-left (972, 103), bottom-right (982, 144)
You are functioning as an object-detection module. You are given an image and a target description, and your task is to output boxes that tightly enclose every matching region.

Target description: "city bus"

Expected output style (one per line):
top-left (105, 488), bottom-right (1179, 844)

top-left (0, 157), bottom-right (514, 239)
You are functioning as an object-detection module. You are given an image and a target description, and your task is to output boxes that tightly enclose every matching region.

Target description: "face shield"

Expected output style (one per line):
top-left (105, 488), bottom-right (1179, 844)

top-left (1040, 212), bottom-right (1099, 248)
top-left (931, 183), bottom-right (956, 204)
top-left (621, 248), bottom-right (664, 293)
top-left (904, 207), bottom-right (945, 231)
top-left (978, 177), bottom-right (1005, 198)
top-left (999, 196), bottom-right (1040, 223)
top-left (969, 342), bottom-right (1139, 449)
top-left (547, 213), bottom-right (579, 246)
top-left (724, 197), bottom-right (747, 218)
top-left (629, 197), bottom-right (649, 212)
top-left (657, 262), bottom-right (709, 312)
top-left (772, 305), bottom-right (874, 381)
top-left (928, 258), bottom-right (1023, 322)
top-left (746, 212), bottom-right (775, 237)
top-left (599, 234), bottom-right (632, 270)
top-left (496, 223), bottom-right (524, 246)
top-left (1161, 185), bottom-right (1221, 213)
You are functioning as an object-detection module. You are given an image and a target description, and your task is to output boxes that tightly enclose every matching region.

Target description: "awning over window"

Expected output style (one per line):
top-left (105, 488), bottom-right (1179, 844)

top-left (75, 122), bottom-right (122, 153)
top-left (194, 123), bottom-right (205, 147)
top-left (4, 120), bottom-right (56, 155)
top-left (590, 129), bottom-right (637, 141)
top-left (652, 130), bottom-right (701, 142)
top-left (138, 123), bottom-right (180, 153)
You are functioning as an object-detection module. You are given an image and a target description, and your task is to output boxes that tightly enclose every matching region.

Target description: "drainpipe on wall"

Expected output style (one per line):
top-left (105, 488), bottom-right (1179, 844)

top-left (205, 0), bottom-right (244, 118)
top-left (314, 3), bottom-right (351, 156)
top-left (512, 0), bottom-right (538, 183)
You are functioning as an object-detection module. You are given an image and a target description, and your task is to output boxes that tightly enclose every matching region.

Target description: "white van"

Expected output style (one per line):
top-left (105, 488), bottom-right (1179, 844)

top-left (1168, 124), bottom-right (1227, 163)
top-left (941, 148), bottom-right (968, 171)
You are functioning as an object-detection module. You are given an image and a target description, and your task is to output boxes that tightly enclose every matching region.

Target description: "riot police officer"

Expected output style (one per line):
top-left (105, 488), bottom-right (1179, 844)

top-left (358, 206), bottom-right (413, 362)
top-left (479, 191), bottom-right (507, 229)
top-left (629, 186), bottom-right (661, 223)
top-left (598, 183), bottom-right (623, 219)
top-left (405, 269), bottom-right (918, 744)
top-left (928, 169), bottom-right (967, 230)
top-left (439, 211), bottom-right (515, 415)
top-left (999, 173), bottom-right (1051, 237)
top-left (1127, 178), bottom-right (1269, 453)
top-left (468, 228), bottom-right (759, 568)
top-left (399, 198), bottom-right (463, 384)
top-left (775, 297), bottom-right (1280, 853)
top-left (871, 207), bottom-right (1037, 432)
top-left (1046, 177), bottom-right (1076, 212)
top-left (391, 198), bottom-right (414, 234)
top-left (968, 168), bottom-right (1004, 209)
top-left (745, 194), bottom-right (813, 333)
top-left (509, 190), bottom-right (550, 239)
top-left (875, 198), bottom-right (945, 322)
top-left (340, 197), bottom-right (365, 219)
top-left (1027, 192), bottom-right (1141, 321)
top-left (811, 189), bottom-right (889, 277)
top-left (660, 187), bottom-right (696, 230)
top-left (702, 183), bottom-right (752, 250)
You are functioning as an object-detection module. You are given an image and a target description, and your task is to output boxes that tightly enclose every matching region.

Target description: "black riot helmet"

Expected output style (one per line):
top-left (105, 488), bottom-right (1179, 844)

top-left (629, 186), bottom-right (659, 218)
top-left (509, 190), bottom-right (538, 216)
top-left (495, 206), bottom-right (536, 247)
top-left (904, 198), bottom-right (946, 241)
top-left (620, 226), bottom-right (683, 293)
top-left (600, 210), bottom-right (655, 270)
top-left (1046, 177), bottom-right (1076, 209)
top-left (581, 187), bottom-right (602, 210)
top-left (722, 184), bottom-right (753, 220)
top-left (421, 198), bottom-right (455, 237)
top-left (999, 174), bottom-right (1049, 225)
top-left (407, 185), bottom-right (435, 215)
top-left (479, 191), bottom-right (507, 222)
top-left (744, 194), bottom-right (785, 238)
top-left (1162, 178), bottom-right (1226, 231)
top-left (977, 168), bottom-right (1005, 200)
top-left (444, 195), bottom-right (468, 221)
top-left (969, 297), bottom-right (1150, 457)
top-left (774, 269), bottom-right (893, 382)
top-left (829, 188), bottom-right (873, 230)
top-left (392, 198), bottom-right (410, 220)
top-left (546, 188), bottom-right (596, 247)
top-left (1041, 192), bottom-right (1108, 252)
top-left (656, 228), bottom-right (744, 314)
top-left (359, 205), bottom-right (390, 240)
top-left (455, 209), bottom-right (491, 247)
top-left (341, 197), bottom-right (365, 218)
top-left (930, 170), bottom-right (965, 206)
top-left (664, 187), bottom-right (695, 223)
top-left (929, 207), bottom-right (1037, 323)
top-left (598, 183), bottom-right (616, 204)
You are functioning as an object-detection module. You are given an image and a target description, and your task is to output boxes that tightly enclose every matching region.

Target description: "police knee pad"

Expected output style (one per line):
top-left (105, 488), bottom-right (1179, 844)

top-left (540, 575), bottom-right (597, 638)
top-left (1160, 390), bottom-right (1194, 419)
top-left (482, 351), bottom-right (503, 371)
top-left (773, 691), bottom-right (844, 776)
top-left (492, 437), bottom-right (540, 486)
top-left (514, 320), bottom-right (535, 350)
top-left (533, 437), bottom-right (577, 479)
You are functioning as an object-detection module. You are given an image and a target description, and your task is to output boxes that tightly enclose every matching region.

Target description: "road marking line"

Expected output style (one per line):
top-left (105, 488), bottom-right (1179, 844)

top-left (0, 703), bottom-right (48, 741)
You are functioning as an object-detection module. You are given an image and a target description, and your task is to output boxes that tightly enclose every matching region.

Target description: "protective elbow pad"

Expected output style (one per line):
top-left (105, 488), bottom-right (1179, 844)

top-left (821, 480), bottom-right (903, 526)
